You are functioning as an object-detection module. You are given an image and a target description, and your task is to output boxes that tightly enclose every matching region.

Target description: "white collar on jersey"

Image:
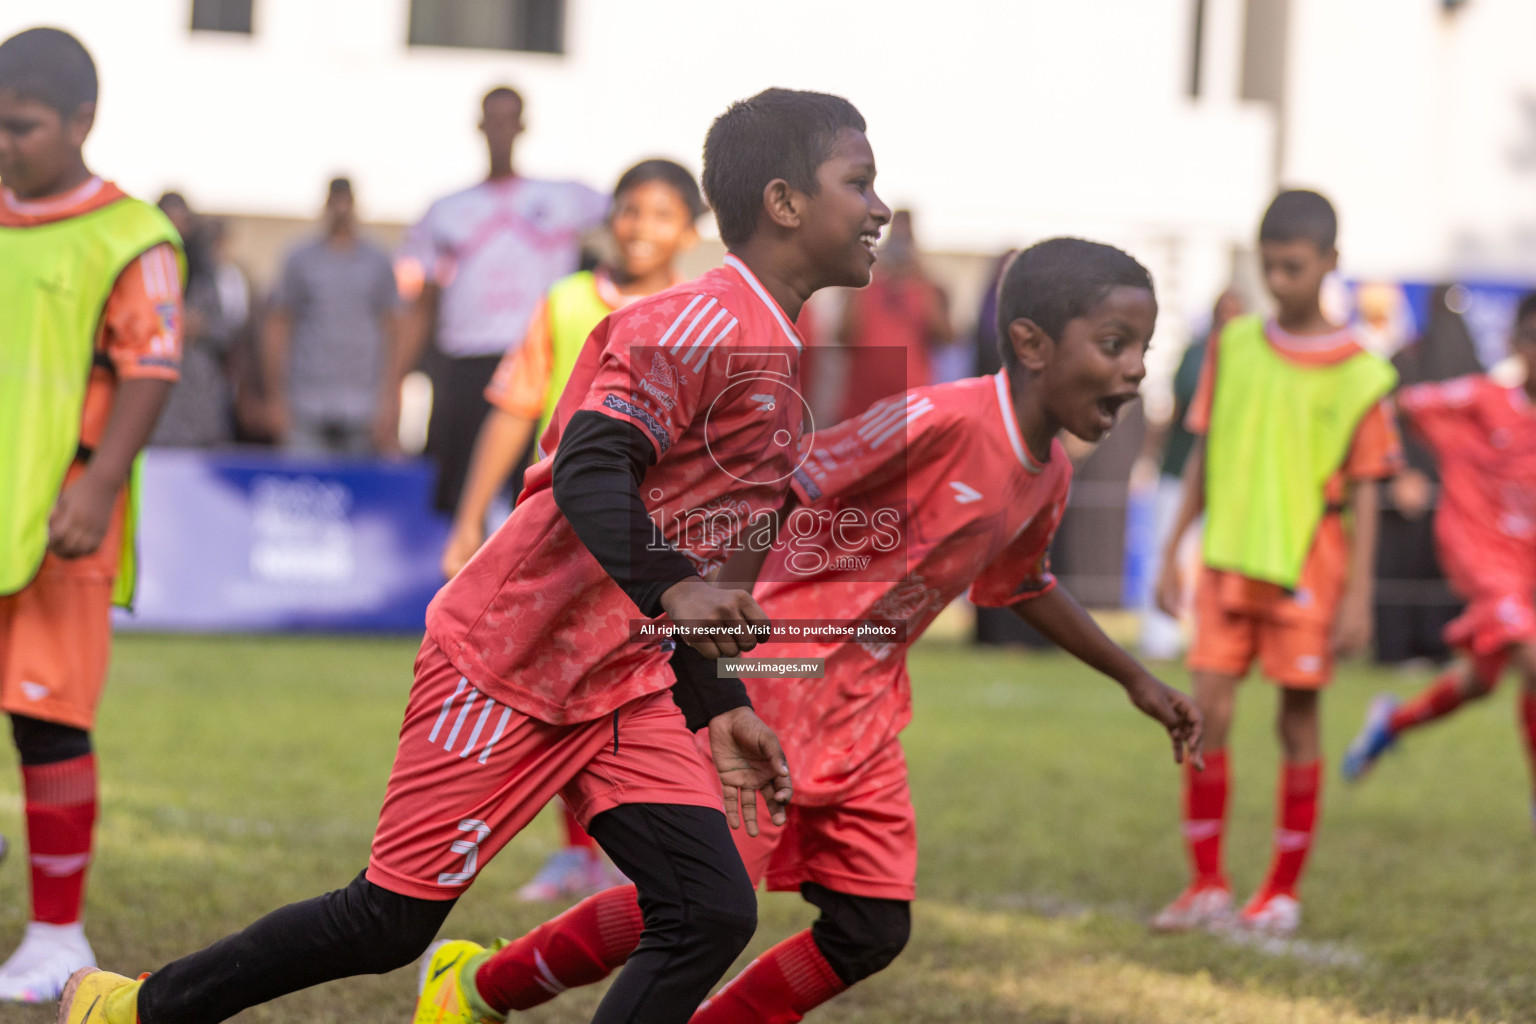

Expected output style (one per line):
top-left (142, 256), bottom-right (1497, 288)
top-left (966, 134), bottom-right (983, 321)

top-left (722, 253), bottom-right (805, 350)
top-left (994, 369), bottom-right (1047, 475)
top-left (2, 175), bottom-right (105, 217)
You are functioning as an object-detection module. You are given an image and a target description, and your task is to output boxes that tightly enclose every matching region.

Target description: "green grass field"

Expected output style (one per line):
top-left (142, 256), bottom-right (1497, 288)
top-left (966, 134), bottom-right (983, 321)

top-left (3, 635), bottom-right (1534, 1023)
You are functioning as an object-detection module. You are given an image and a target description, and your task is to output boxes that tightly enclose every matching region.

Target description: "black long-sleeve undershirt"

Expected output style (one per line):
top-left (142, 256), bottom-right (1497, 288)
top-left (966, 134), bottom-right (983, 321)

top-left (552, 410), bottom-right (699, 617)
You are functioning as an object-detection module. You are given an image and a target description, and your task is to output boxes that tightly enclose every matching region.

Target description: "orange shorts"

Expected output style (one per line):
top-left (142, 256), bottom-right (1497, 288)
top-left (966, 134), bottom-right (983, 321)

top-left (1187, 569), bottom-right (1335, 689)
top-left (728, 737), bottom-right (916, 902)
top-left (0, 561), bottom-right (115, 731)
top-left (367, 638), bottom-right (721, 900)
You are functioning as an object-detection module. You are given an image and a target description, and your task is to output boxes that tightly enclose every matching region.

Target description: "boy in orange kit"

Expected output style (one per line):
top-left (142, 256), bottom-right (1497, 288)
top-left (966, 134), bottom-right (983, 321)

top-left (1152, 190), bottom-right (1401, 936)
top-left (0, 27), bottom-right (182, 1002)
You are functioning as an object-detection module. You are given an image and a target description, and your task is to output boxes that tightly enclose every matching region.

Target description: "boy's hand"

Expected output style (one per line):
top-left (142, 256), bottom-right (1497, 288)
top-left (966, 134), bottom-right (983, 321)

top-left (1154, 558), bottom-right (1184, 618)
top-left (47, 471), bottom-right (119, 559)
top-left (1331, 586), bottom-right (1373, 656)
top-left (660, 579), bottom-right (770, 659)
top-left (1123, 672), bottom-right (1205, 770)
top-left (441, 521), bottom-right (485, 579)
top-left (707, 706), bottom-right (792, 836)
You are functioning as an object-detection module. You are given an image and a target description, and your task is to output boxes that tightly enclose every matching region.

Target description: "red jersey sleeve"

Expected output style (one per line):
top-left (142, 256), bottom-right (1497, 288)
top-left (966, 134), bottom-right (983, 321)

top-left (1183, 330), bottom-right (1220, 435)
top-left (1393, 375), bottom-right (1480, 455)
top-left (791, 391), bottom-right (926, 505)
top-left (968, 476), bottom-right (1071, 607)
top-left (1341, 400), bottom-right (1404, 480)
top-left (485, 299), bottom-right (553, 419)
top-left (574, 291), bottom-right (733, 459)
top-left (100, 242), bottom-right (182, 381)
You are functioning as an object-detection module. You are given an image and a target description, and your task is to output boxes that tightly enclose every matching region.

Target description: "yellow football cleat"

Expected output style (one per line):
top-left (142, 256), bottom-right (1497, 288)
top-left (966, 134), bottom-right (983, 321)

top-left (56, 967), bottom-right (142, 1024)
top-left (414, 939), bottom-right (506, 1024)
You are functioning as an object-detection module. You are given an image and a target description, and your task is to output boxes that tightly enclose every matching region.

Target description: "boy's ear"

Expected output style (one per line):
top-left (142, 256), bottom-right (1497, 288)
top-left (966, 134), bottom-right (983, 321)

top-left (65, 102), bottom-right (95, 148)
top-left (1007, 318), bottom-right (1052, 373)
top-left (1322, 245), bottom-right (1340, 274)
top-left (762, 178), bottom-right (800, 232)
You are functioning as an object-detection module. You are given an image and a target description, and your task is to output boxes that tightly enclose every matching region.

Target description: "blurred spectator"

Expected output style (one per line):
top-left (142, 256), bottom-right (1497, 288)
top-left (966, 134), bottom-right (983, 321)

top-left (835, 209), bottom-right (952, 421)
top-left (262, 177), bottom-right (400, 456)
top-left (1138, 288), bottom-right (1244, 658)
top-left (1375, 284), bottom-right (1483, 664)
top-left (150, 196), bottom-right (247, 446)
top-left (387, 86), bottom-right (608, 512)
top-left (971, 249), bottom-right (1016, 377)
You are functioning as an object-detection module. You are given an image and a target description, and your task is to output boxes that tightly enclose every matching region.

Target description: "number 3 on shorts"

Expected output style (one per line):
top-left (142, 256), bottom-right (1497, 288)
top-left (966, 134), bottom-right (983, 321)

top-left (436, 818), bottom-right (491, 886)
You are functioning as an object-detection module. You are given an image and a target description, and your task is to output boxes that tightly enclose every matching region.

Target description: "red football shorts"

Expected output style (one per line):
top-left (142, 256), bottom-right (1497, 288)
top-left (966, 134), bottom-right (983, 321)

top-left (728, 736), bottom-right (916, 902)
top-left (367, 638), bottom-right (720, 900)
top-left (1439, 538), bottom-right (1536, 656)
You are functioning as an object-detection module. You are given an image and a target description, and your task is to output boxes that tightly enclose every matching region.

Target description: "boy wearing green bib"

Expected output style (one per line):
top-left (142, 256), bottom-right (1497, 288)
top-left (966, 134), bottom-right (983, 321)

top-left (1151, 191), bottom-right (1401, 936)
top-left (0, 28), bottom-right (182, 1001)
top-left (441, 159), bottom-right (704, 902)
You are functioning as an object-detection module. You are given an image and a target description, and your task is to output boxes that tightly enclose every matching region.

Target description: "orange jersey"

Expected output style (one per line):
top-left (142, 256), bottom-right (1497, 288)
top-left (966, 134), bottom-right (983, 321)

top-left (484, 269), bottom-right (630, 420)
top-left (0, 177), bottom-right (183, 578)
top-left (1186, 321), bottom-right (1402, 618)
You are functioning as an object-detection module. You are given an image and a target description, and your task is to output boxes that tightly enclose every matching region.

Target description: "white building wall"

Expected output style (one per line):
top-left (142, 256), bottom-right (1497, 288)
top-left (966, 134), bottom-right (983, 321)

top-left (2, 2), bottom-right (1273, 334)
top-left (1283, 0), bottom-right (1536, 281)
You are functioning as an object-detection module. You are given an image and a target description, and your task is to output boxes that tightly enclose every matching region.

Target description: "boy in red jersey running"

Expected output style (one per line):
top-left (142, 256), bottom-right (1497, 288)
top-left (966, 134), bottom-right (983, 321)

top-left (1342, 293), bottom-right (1536, 823)
top-left (415, 239), bottom-right (1202, 1024)
top-left (62, 88), bottom-right (891, 1024)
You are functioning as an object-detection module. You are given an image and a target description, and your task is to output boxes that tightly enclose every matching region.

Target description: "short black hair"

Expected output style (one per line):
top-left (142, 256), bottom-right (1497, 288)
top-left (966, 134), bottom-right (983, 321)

top-left (328, 177), bottom-right (353, 197)
top-left (614, 158), bottom-right (705, 222)
top-left (995, 238), bottom-right (1155, 369)
top-left (1516, 290), bottom-right (1536, 326)
top-left (702, 88), bottom-right (866, 248)
top-left (1259, 189), bottom-right (1337, 251)
top-left (0, 27), bottom-right (97, 115)
top-left (483, 85), bottom-right (522, 109)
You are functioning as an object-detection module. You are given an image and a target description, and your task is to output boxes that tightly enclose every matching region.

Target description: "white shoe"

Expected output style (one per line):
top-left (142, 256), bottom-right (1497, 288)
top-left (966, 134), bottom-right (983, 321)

top-left (1234, 892), bottom-right (1301, 937)
top-left (1150, 884), bottom-right (1232, 932)
top-left (0, 922), bottom-right (96, 1003)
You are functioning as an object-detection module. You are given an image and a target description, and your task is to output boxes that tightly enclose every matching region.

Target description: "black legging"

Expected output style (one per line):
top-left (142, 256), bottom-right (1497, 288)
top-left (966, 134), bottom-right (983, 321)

top-left (136, 803), bottom-right (755, 1024)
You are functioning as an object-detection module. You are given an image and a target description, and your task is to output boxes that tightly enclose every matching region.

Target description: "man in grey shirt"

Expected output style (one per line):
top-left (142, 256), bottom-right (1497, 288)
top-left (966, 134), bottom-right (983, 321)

top-left (264, 177), bottom-right (401, 455)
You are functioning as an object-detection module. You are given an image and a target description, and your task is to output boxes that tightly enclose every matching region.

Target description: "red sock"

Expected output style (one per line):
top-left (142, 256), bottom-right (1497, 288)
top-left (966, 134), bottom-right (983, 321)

top-left (1387, 653), bottom-right (1512, 734)
top-left (560, 799), bottom-right (596, 851)
top-left (1258, 759), bottom-right (1320, 900)
top-left (691, 930), bottom-right (846, 1024)
top-left (1181, 747), bottom-right (1229, 889)
top-left (1520, 691), bottom-right (1536, 794)
top-left (22, 753), bottom-right (98, 925)
top-left (474, 884), bottom-right (643, 1012)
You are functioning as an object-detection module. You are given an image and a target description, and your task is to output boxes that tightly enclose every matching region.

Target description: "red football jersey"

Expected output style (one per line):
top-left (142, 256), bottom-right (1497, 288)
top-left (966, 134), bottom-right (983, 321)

top-left (427, 255), bottom-right (807, 725)
top-left (1398, 375), bottom-right (1536, 560)
top-left (749, 372), bottom-right (1072, 803)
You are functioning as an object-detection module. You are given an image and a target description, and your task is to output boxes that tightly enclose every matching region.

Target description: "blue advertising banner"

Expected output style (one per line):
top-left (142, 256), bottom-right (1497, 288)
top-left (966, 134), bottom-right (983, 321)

top-left (115, 450), bottom-right (450, 632)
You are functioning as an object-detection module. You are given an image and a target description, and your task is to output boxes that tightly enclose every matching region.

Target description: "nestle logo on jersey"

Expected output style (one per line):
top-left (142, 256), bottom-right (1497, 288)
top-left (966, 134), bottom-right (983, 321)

top-left (638, 353), bottom-right (682, 410)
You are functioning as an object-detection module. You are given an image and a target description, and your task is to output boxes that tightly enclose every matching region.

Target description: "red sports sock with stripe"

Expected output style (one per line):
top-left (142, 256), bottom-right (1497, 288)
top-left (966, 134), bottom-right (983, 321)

top-left (690, 929), bottom-right (846, 1024)
top-left (1181, 747), bottom-right (1229, 889)
top-left (22, 753), bottom-right (98, 925)
top-left (1386, 653), bottom-right (1511, 734)
top-left (473, 884), bottom-right (643, 1012)
top-left (560, 799), bottom-right (597, 851)
top-left (1257, 759), bottom-right (1320, 900)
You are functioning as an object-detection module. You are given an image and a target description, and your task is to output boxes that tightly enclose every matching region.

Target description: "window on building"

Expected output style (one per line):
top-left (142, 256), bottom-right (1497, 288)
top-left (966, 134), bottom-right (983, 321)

top-left (408, 0), bottom-right (565, 54)
top-left (190, 0), bottom-right (253, 34)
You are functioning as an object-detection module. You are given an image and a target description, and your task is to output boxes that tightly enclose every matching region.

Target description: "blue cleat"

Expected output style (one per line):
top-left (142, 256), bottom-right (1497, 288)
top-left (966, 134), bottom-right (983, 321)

top-left (1342, 694), bottom-right (1400, 782)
